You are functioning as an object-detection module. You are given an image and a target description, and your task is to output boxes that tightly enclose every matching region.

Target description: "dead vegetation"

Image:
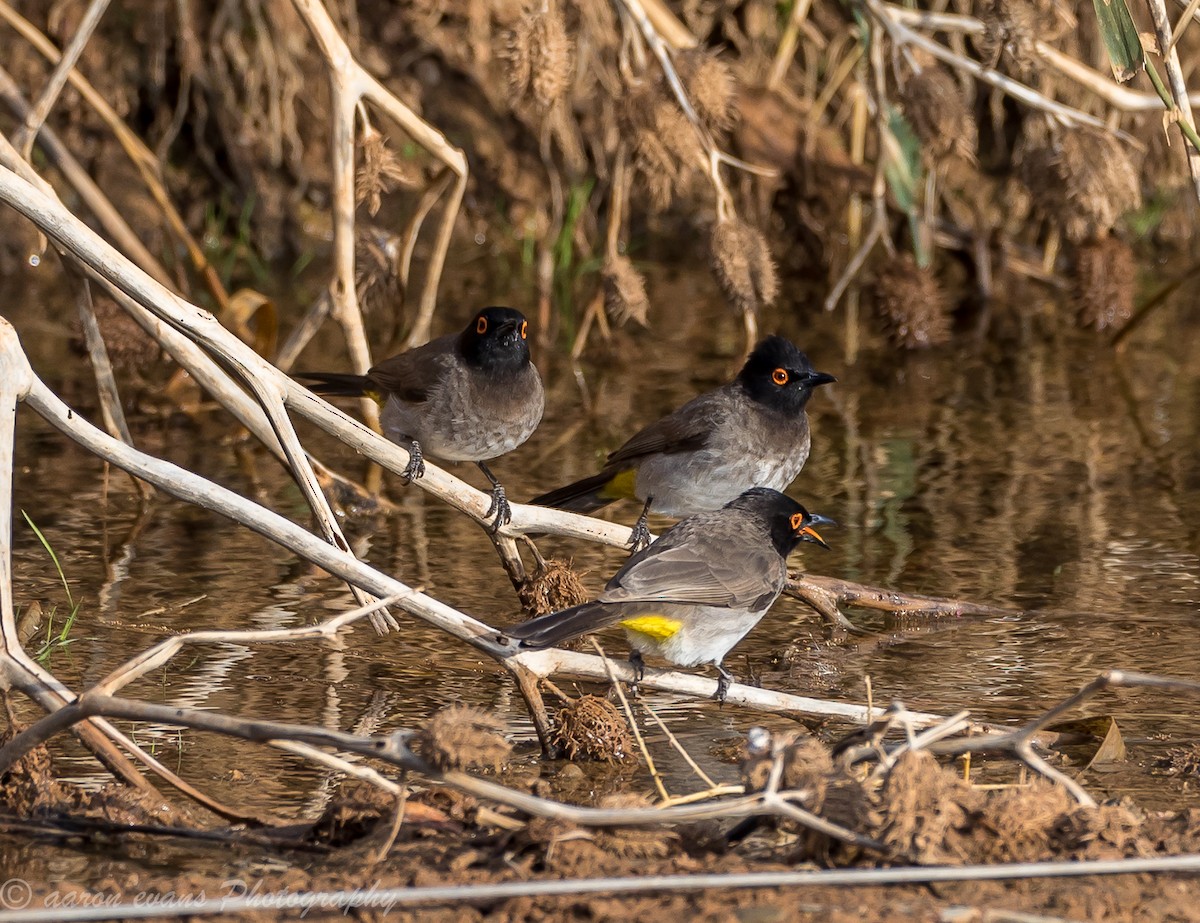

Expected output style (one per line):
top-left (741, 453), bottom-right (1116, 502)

top-left (2, 0), bottom-right (1200, 917)
top-left (3, 0), bottom-right (1193, 364)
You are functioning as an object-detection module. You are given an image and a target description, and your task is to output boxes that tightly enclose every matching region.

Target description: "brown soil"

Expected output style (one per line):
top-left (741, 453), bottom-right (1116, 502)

top-left (5, 729), bottom-right (1200, 921)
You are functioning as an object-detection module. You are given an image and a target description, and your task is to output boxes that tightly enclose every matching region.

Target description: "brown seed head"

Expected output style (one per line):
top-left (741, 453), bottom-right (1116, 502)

top-left (899, 68), bottom-right (977, 164)
top-left (552, 695), bottom-right (635, 763)
top-left (602, 256), bottom-right (651, 327)
top-left (1054, 129), bottom-right (1141, 242)
top-left (876, 750), bottom-right (981, 863)
top-left (1074, 234), bottom-right (1135, 332)
top-left (873, 253), bottom-right (952, 349)
top-left (355, 225), bottom-right (404, 318)
top-left (507, 6), bottom-right (573, 111)
top-left (517, 557), bottom-right (590, 617)
top-left (411, 706), bottom-right (511, 771)
top-left (978, 0), bottom-right (1041, 78)
top-left (356, 128), bottom-right (418, 216)
top-left (711, 219), bottom-right (779, 316)
top-left (678, 48), bottom-right (736, 132)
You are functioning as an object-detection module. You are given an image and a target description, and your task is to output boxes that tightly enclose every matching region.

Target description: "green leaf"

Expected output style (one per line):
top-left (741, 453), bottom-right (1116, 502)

top-left (882, 106), bottom-right (922, 215)
top-left (1092, 0), bottom-right (1144, 83)
top-left (881, 107), bottom-right (932, 268)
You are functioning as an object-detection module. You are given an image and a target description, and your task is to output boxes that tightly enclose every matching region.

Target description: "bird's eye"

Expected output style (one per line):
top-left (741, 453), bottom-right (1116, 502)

top-left (520, 320), bottom-right (528, 339)
top-left (772, 368), bottom-right (789, 386)
top-left (476, 316), bottom-right (488, 335)
top-left (790, 511), bottom-right (805, 531)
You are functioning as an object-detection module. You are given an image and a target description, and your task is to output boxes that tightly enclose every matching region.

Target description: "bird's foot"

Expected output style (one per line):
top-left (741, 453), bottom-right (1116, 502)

top-left (628, 649), bottom-right (645, 682)
top-left (626, 649), bottom-right (645, 696)
top-left (401, 441), bottom-right (425, 483)
top-left (485, 484), bottom-right (512, 534)
top-left (714, 664), bottom-right (735, 705)
top-left (628, 514), bottom-right (652, 553)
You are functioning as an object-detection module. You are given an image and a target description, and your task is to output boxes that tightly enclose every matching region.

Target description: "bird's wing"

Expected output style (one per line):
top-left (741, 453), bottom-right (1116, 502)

top-left (604, 390), bottom-right (728, 465)
top-left (603, 524), bottom-right (785, 611)
top-left (365, 334), bottom-right (456, 403)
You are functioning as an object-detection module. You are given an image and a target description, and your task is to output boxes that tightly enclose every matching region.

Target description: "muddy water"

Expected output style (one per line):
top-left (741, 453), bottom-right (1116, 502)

top-left (4, 265), bottom-right (1200, 838)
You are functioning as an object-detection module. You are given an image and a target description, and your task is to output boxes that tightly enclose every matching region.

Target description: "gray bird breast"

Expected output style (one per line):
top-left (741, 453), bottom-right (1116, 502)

top-left (381, 363), bottom-right (544, 462)
top-left (635, 408), bottom-right (811, 517)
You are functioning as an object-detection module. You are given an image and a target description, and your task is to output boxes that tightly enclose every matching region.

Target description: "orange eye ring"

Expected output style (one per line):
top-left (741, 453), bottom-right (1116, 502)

top-left (772, 368), bottom-right (789, 386)
top-left (790, 511), bottom-right (805, 531)
top-left (476, 316), bottom-right (488, 335)
top-left (520, 320), bottom-right (528, 339)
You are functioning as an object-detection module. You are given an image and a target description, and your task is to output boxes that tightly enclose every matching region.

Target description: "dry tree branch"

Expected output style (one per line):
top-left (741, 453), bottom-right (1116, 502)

top-left (887, 4), bottom-right (1200, 112)
top-left (926, 670), bottom-right (1200, 806)
top-left (12, 0), bottom-right (111, 159)
top-left (284, 0), bottom-right (469, 370)
top-left (0, 66), bottom-right (176, 291)
top-left (1146, 0), bottom-right (1200, 200)
top-left (862, 0), bottom-right (1125, 134)
top-left (0, 0), bottom-right (229, 310)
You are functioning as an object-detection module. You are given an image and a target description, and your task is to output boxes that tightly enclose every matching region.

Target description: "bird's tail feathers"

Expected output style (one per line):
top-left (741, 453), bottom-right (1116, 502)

top-left (529, 468), bottom-right (633, 512)
top-left (504, 601), bottom-right (623, 649)
top-left (296, 372), bottom-right (375, 398)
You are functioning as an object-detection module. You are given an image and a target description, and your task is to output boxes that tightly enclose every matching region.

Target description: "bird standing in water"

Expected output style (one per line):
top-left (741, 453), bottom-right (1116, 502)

top-left (505, 487), bottom-right (833, 702)
top-left (530, 336), bottom-right (835, 549)
top-left (298, 307), bottom-right (544, 532)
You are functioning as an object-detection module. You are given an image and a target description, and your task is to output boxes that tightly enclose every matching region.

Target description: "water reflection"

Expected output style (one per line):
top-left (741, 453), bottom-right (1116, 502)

top-left (5, 271), bottom-right (1200, 816)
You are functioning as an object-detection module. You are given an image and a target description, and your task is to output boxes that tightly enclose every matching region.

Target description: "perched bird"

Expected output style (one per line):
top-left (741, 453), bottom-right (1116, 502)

top-left (298, 307), bottom-right (544, 532)
top-left (504, 487), bottom-right (832, 701)
top-left (530, 336), bottom-right (835, 548)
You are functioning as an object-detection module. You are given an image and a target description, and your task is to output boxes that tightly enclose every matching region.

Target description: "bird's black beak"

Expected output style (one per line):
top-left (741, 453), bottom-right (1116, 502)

top-left (802, 370), bottom-right (838, 389)
top-left (495, 320), bottom-right (521, 341)
top-left (797, 512), bottom-right (836, 549)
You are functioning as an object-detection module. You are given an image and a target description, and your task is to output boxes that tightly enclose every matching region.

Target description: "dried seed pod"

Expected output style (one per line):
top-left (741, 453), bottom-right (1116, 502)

top-left (1018, 125), bottom-right (1141, 242)
top-left (627, 88), bottom-right (705, 212)
top-left (677, 48), bottom-right (736, 132)
top-left (710, 219), bottom-right (779, 316)
top-left (978, 0), bottom-right (1040, 78)
top-left (71, 293), bottom-right (160, 373)
top-left (552, 695), bottom-right (635, 762)
top-left (517, 556), bottom-right (590, 617)
top-left (595, 793), bottom-right (677, 857)
top-left (741, 733), bottom-right (833, 810)
top-left (411, 706), bottom-right (511, 771)
top-left (355, 129), bottom-right (418, 216)
top-left (355, 224), bottom-right (403, 318)
top-left (602, 256), bottom-right (651, 327)
top-left (979, 780), bottom-right (1075, 863)
top-left (1074, 234), bottom-right (1135, 332)
top-left (874, 253), bottom-right (952, 349)
top-left (506, 6), bottom-right (573, 111)
top-left (898, 68), bottom-right (977, 164)
top-left (876, 750), bottom-right (981, 863)
top-left (1054, 129), bottom-right (1141, 243)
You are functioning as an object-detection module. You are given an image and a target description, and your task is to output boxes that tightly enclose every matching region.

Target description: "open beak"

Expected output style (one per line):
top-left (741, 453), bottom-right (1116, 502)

top-left (798, 512), bottom-right (836, 549)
